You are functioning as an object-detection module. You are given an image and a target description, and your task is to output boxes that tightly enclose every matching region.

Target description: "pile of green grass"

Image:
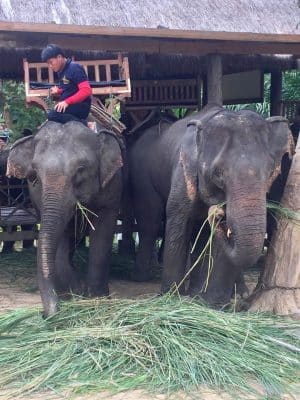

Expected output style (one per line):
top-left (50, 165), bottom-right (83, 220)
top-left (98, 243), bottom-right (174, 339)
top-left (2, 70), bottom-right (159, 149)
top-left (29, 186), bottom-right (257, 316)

top-left (0, 295), bottom-right (299, 399)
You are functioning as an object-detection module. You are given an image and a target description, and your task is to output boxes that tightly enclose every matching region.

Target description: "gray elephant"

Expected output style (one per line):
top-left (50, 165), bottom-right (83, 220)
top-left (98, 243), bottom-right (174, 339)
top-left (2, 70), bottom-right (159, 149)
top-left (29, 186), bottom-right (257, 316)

top-left (128, 104), bottom-right (291, 305)
top-left (7, 121), bottom-right (123, 316)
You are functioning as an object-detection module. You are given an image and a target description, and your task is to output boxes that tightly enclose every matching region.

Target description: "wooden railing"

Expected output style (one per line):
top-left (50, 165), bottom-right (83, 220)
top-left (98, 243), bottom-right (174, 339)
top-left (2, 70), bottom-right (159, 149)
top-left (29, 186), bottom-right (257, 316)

top-left (126, 78), bottom-right (201, 110)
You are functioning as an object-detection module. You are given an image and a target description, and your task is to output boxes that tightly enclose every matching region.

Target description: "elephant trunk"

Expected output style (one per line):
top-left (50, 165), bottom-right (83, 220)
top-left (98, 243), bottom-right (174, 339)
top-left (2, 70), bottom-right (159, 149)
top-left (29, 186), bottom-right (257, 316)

top-left (217, 183), bottom-right (266, 269)
top-left (37, 177), bottom-right (73, 316)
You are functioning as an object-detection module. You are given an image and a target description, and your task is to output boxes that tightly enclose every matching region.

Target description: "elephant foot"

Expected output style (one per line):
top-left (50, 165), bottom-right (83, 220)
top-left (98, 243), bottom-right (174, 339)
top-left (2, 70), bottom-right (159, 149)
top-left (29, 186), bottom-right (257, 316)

top-left (232, 281), bottom-right (249, 299)
top-left (130, 268), bottom-right (152, 282)
top-left (55, 275), bottom-right (83, 297)
top-left (42, 294), bottom-right (59, 318)
top-left (188, 285), bottom-right (231, 307)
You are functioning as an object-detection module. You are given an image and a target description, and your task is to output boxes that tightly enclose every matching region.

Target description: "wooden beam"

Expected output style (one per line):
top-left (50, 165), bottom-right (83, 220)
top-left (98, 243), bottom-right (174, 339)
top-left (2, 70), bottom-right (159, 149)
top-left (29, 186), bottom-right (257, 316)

top-left (0, 231), bottom-right (38, 242)
top-left (35, 35), bottom-right (300, 56)
top-left (0, 21), bottom-right (299, 44)
top-left (0, 22), bottom-right (299, 56)
top-left (207, 54), bottom-right (223, 105)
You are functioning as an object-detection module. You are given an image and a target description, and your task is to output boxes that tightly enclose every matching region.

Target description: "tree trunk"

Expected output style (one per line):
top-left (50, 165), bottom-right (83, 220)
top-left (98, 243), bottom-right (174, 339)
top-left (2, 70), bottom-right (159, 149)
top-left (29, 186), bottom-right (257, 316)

top-left (249, 137), bottom-right (300, 316)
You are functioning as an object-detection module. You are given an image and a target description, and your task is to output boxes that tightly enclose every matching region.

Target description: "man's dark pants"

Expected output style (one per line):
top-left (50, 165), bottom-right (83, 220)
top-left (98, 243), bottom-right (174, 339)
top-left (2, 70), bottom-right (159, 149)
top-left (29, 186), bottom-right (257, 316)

top-left (47, 103), bottom-right (90, 124)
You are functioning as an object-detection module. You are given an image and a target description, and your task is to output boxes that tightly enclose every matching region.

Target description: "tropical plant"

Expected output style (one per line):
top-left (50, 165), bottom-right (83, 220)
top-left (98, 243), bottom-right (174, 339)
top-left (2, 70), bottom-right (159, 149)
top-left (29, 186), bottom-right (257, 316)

top-left (0, 80), bottom-right (45, 142)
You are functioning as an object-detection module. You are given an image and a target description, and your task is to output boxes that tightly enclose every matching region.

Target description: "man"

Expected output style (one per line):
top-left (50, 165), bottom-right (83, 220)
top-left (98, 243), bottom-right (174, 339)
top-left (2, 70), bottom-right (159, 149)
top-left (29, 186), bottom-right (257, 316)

top-left (41, 44), bottom-right (92, 124)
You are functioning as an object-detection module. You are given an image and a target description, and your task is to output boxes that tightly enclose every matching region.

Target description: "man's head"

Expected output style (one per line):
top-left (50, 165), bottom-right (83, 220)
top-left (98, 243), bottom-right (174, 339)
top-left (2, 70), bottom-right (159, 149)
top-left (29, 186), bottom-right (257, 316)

top-left (41, 44), bottom-right (66, 72)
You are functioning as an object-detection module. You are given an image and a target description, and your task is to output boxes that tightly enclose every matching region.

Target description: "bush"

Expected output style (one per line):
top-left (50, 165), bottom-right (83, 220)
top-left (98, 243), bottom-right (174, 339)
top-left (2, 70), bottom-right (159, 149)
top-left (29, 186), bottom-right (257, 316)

top-left (0, 81), bottom-right (45, 142)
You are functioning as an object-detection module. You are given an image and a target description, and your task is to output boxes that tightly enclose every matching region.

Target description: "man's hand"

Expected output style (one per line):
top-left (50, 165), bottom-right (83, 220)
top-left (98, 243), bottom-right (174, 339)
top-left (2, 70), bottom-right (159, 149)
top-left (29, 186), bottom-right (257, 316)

top-left (55, 101), bottom-right (69, 113)
top-left (50, 85), bottom-right (60, 95)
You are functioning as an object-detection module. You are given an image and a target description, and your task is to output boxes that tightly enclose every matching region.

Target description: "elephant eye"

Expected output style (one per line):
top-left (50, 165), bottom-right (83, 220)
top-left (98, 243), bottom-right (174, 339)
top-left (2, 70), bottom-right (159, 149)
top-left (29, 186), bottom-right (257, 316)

top-left (73, 166), bottom-right (86, 186)
top-left (212, 167), bottom-right (224, 189)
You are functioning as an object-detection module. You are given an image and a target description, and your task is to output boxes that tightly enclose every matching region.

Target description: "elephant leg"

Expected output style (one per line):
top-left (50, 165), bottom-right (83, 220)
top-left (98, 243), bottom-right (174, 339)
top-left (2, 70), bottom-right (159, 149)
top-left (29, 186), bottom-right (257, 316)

top-left (132, 193), bottom-right (164, 281)
top-left (195, 238), bottom-right (241, 306)
top-left (87, 208), bottom-right (119, 297)
top-left (161, 188), bottom-right (193, 294)
top-left (54, 228), bottom-right (81, 295)
top-left (189, 222), bottom-right (247, 306)
top-left (233, 271), bottom-right (249, 299)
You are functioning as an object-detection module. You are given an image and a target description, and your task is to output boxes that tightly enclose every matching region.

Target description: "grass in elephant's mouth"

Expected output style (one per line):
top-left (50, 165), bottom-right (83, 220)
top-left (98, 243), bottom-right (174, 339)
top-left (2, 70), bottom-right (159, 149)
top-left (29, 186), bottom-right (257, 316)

top-left (76, 201), bottom-right (99, 232)
top-left (0, 296), bottom-right (299, 399)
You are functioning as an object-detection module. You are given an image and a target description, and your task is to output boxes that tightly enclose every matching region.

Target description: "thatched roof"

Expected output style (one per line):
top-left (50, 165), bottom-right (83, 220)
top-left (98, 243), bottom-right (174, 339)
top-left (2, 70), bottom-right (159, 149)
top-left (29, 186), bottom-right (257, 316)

top-left (0, 1), bottom-right (298, 80)
top-left (0, 0), bottom-right (299, 35)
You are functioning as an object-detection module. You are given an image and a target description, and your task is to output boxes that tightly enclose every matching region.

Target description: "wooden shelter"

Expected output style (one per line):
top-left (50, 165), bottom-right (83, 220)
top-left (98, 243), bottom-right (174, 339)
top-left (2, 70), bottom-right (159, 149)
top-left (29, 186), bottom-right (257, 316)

top-left (0, 0), bottom-right (299, 245)
top-left (0, 1), bottom-right (300, 316)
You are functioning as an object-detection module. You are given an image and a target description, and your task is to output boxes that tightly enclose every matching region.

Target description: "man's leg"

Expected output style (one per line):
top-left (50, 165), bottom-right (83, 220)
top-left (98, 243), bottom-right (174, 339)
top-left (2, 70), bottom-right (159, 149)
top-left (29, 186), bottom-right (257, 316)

top-left (47, 103), bottom-right (90, 125)
top-left (47, 110), bottom-right (82, 124)
top-left (67, 103), bottom-right (90, 120)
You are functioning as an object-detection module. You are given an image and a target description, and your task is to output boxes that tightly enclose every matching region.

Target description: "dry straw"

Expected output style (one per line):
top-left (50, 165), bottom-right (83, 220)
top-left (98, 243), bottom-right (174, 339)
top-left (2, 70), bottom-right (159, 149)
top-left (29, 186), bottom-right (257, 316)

top-left (0, 296), bottom-right (299, 399)
top-left (0, 202), bottom-right (299, 398)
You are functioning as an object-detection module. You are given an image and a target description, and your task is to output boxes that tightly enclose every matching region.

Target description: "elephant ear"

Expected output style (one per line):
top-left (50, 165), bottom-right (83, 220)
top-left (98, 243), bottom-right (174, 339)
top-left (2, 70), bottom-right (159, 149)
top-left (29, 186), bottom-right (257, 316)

top-left (179, 120), bottom-right (202, 201)
top-left (98, 132), bottom-right (123, 188)
top-left (267, 117), bottom-right (295, 164)
top-left (6, 136), bottom-right (35, 179)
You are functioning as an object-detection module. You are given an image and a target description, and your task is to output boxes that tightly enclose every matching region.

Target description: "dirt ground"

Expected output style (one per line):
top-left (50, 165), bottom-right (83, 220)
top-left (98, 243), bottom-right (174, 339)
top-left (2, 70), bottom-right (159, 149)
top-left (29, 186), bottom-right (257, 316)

top-left (0, 247), bottom-right (297, 400)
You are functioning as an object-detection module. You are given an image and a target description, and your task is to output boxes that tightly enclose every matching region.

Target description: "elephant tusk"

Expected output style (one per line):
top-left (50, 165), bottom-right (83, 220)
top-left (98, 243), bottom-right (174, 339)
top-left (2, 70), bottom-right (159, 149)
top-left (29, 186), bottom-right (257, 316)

top-left (227, 228), bottom-right (232, 238)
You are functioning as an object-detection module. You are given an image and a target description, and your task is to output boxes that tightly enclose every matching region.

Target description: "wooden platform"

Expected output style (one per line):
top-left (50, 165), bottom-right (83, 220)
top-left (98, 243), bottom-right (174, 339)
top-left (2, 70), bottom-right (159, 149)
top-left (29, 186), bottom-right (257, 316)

top-left (0, 207), bottom-right (38, 226)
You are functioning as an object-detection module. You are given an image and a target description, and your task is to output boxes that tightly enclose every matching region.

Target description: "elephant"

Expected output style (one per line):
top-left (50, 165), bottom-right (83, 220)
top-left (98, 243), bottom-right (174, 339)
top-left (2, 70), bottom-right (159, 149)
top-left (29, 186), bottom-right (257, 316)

top-left (128, 104), bottom-right (291, 305)
top-left (7, 121), bottom-right (124, 316)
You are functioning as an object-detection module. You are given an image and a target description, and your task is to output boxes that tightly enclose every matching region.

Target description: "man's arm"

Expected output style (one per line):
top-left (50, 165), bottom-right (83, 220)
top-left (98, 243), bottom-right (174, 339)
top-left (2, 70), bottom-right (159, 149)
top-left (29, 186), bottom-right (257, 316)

top-left (65, 81), bottom-right (92, 105)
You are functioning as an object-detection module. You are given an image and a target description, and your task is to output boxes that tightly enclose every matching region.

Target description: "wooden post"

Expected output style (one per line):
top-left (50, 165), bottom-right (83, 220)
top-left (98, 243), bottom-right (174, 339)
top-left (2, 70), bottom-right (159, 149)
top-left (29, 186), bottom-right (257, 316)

top-left (249, 137), bottom-right (300, 316)
top-left (206, 54), bottom-right (223, 106)
top-left (202, 75), bottom-right (208, 107)
top-left (196, 75), bottom-right (202, 110)
top-left (270, 70), bottom-right (283, 116)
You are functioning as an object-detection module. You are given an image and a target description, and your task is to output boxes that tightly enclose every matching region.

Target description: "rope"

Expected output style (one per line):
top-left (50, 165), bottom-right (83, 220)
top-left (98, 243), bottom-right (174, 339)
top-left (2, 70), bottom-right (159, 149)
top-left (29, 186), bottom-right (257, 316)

top-left (90, 100), bottom-right (125, 136)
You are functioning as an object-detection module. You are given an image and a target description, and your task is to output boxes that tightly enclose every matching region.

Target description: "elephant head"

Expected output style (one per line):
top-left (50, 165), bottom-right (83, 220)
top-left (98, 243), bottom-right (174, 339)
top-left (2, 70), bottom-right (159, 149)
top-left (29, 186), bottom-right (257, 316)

top-left (7, 121), bottom-right (123, 316)
top-left (181, 106), bottom-right (292, 303)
